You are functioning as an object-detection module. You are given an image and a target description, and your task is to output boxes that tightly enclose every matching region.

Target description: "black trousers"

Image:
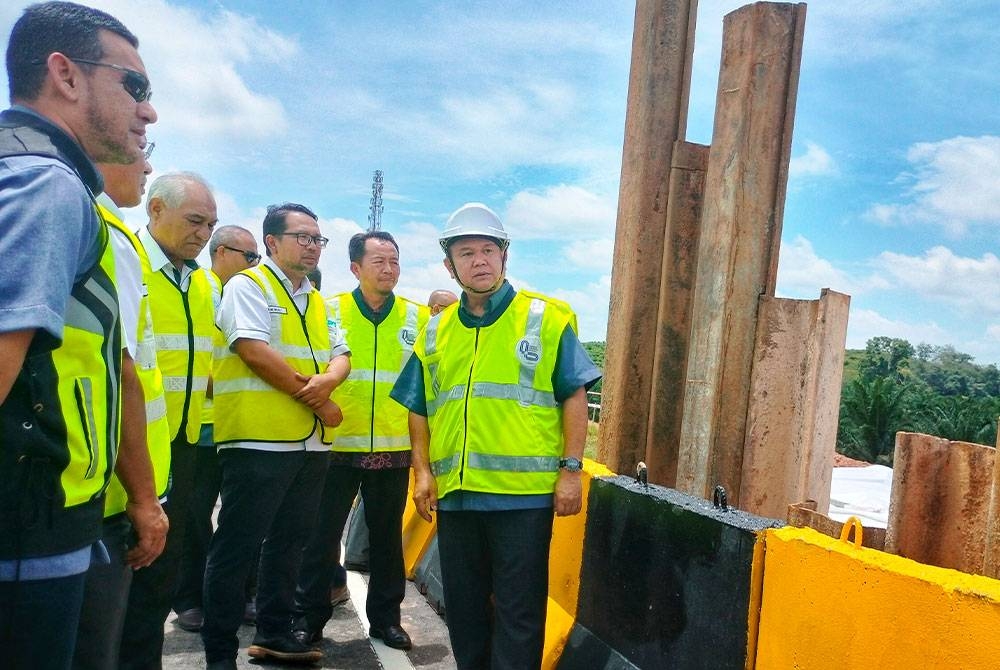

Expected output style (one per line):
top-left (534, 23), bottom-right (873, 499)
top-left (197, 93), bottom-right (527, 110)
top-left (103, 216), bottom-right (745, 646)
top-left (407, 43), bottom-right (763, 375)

top-left (0, 570), bottom-right (87, 670)
top-left (201, 448), bottom-right (328, 663)
top-left (72, 515), bottom-right (133, 670)
top-left (437, 507), bottom-right (554, 670)
top-left (294, 464), bottom-right (408, 633)
top-left (118, 436), bottom-right (198, 670)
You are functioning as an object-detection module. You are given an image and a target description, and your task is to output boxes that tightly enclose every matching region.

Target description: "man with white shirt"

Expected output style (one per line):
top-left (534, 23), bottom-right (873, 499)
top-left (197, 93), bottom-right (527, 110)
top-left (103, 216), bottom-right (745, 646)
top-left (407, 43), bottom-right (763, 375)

top-left (202, 203), bottom-right (350, 669)
top-left (120, 171), bottom-right (218, 668)
top-left (72, 143), bottom-right (171, 670)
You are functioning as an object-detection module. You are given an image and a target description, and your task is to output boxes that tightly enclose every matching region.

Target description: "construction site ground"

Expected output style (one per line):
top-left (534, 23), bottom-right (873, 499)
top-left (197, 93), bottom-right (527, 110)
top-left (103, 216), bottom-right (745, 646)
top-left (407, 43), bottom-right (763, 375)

top-left (161, 568), bottom-right (456, 670)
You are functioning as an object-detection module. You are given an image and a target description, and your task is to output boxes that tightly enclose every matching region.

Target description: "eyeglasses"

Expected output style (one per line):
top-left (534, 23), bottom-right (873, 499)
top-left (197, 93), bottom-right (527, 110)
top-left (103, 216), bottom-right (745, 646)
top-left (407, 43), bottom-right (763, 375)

top-left (68, 58), bottom-right (153, 103)
top-left (277, 232), bottom-right (329, 248)
top-left (221, 245), bottom-right (261, 264)
top-left (143, 141), bottom-right (155, 160)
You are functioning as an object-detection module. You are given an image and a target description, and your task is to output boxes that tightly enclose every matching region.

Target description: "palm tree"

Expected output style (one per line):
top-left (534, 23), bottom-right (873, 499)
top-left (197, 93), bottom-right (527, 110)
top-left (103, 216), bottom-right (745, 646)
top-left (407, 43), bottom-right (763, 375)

top-left (838, 377), bottom-right (911, 464)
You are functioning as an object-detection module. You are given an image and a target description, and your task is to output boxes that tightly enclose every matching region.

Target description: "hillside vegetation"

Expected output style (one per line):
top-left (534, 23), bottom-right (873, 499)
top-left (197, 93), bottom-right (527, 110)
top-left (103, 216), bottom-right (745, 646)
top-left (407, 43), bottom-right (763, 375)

top-left (583, 337), bottom-right (1000, 465)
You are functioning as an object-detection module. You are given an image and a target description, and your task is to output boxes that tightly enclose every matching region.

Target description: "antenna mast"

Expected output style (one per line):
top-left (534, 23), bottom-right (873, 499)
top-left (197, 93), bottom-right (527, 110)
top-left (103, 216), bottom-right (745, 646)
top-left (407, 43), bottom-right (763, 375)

top-left (368, 170), bottom-right (384, 230)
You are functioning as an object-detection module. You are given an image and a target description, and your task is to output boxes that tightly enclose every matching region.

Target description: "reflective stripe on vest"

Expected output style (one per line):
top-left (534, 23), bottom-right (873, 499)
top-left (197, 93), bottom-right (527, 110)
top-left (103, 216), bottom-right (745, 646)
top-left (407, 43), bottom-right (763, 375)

top-left (200, 269), bottom-right (223, 427)
top-left (145, 261), bottom-right (214, 444)
top-left (416, 290), bottom-right (574, 497)
top-left (101, 207), bottom-right (172, 515)
top-left (213, 265), bottom-right (331, 444)
top-left (327, 294), bottom-right (428, 453)
top-left (52, 212), bottom-right (121, 507)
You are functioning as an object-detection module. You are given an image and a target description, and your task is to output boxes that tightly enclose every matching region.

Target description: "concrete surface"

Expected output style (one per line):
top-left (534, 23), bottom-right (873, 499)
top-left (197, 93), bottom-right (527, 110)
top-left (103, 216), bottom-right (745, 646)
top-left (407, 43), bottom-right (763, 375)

top-left (162, 571), bottom-right (455, 669)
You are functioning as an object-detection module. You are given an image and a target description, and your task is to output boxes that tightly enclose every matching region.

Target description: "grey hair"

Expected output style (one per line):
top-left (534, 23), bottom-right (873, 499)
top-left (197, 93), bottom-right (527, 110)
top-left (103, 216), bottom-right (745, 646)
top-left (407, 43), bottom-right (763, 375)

top-left (146, 172), bottom-right (212, 213)
top-left (210, 225), bottom-right (254, 255)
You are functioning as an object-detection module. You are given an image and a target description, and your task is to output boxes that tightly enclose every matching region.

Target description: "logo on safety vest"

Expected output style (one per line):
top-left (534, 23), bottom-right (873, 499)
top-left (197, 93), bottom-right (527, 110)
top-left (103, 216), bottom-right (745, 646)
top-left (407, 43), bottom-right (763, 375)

top-left (398, 327), bottom-right (417, 347)
top-left (515, 336), bottom-right (541, 366)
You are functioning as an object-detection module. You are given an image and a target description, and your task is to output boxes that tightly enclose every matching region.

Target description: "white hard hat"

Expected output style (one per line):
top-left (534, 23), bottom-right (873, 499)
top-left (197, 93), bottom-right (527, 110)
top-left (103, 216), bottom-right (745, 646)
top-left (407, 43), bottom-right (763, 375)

top-left (439, 202), bottom-right (509, 253)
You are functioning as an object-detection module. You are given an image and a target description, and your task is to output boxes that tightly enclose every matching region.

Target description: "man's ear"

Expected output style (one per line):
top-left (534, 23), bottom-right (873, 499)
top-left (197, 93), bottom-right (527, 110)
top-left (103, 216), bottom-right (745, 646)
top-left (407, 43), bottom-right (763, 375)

top-left (46, 53), bottom-right (84, 103)
top-left (443, 257), bottom-right (456, 280)
top-left (350, 261), bottom-right (362, 281)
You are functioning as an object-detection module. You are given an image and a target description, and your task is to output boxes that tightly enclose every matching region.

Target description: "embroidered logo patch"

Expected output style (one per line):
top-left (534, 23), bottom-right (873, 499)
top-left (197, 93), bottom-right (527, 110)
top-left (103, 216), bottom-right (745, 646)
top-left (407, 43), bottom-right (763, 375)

top-left (515, 336), bottom-right (541, 366)
top-left (398, 326), bottom-right (417, 347)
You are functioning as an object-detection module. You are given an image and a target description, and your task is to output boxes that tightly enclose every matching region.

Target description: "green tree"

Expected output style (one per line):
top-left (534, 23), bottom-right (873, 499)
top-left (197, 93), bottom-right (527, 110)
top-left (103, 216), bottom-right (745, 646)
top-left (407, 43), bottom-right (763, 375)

top-left (837, 376), bottom-right (912, 464)
top-left (857, 336), bottom-right (914, 382)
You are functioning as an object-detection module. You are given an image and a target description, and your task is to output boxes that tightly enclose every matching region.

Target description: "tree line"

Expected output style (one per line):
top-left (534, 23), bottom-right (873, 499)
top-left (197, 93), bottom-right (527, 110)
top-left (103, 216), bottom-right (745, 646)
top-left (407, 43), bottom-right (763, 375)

top-left (582, 337), bottom-right (1000, 466)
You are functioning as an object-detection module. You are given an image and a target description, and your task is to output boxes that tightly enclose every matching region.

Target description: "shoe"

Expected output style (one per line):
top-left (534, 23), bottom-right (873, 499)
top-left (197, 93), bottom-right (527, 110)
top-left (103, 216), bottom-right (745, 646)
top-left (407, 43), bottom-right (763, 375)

top-left (370, 624), bottom-right (412, 650)
top-left (174, 607), bottom-right (204, 632)
top-left (242, 599), bottom-right (257, 625)
top-left (206, 659), bottom-right (237, 670)
top-left (330, 583), bottom-right (351, 607)
top-left (248, 634), bottom-right (323, 663)
top-left (293, 627), bottom-right (322, 646)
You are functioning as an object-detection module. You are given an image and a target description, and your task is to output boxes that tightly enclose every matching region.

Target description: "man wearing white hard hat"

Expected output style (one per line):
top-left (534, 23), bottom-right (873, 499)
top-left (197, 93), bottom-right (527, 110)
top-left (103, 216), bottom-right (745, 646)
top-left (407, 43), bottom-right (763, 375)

top-left (390, 202), bottom-right (601, 669)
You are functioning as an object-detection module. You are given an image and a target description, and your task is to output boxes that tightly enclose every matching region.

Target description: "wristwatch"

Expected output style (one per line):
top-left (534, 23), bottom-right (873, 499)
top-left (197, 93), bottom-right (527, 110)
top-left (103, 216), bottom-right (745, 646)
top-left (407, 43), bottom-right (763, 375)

top-left (558, 456), bottom-right (583, 472)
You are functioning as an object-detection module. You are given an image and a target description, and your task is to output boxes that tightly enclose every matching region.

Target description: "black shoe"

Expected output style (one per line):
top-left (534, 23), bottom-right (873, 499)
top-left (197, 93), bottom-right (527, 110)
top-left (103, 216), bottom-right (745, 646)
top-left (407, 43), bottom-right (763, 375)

top-left (370, 624), bottom-right (412, 650)
top-left (293, 627), bottom-right (323, 647)
top-left (248, 634), bottom-right (322, 663)
top-left (242, 599), bottom-right (257, 625)
top-left (174, 607), bottom-right (204, 632)
top-left (206, 659), bottom-right (237, 670)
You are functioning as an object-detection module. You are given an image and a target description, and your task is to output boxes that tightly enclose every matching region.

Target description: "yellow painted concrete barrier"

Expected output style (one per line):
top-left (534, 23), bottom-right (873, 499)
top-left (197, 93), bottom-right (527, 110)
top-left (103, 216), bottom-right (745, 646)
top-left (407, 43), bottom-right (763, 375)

top-left (756, 525), bottom-right (1000, 669)
top-left (542, 459), bottom-right (615, 669)
top-left (401, 471), bottom-right (436, 579)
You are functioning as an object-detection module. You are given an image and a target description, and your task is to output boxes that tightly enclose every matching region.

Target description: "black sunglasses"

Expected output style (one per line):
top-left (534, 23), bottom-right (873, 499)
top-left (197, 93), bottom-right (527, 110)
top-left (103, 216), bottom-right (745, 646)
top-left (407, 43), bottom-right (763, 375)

top-left (222, 246), bottom-right (261, 265)
top-left (67, 58), bottom-right (152, 103)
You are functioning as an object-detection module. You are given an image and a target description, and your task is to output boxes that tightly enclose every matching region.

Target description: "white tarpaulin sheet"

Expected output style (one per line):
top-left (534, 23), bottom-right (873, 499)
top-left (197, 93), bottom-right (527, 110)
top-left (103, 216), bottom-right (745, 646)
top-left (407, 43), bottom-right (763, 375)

top-left (827, 465), bottom-right (893, 528)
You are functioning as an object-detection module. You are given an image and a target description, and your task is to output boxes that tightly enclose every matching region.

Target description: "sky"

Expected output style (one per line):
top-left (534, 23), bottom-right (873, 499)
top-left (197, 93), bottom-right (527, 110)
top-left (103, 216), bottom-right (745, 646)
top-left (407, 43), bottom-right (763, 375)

top-left (3, 1), bottom-right (999, 361)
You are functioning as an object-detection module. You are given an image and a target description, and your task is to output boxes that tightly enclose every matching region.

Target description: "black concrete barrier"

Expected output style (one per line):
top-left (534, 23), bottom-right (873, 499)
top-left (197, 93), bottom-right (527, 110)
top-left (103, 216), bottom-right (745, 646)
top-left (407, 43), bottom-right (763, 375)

top-left (561, 476), bottom-right (780, 670)
top-left (414, 535), bottom-right (446, 615)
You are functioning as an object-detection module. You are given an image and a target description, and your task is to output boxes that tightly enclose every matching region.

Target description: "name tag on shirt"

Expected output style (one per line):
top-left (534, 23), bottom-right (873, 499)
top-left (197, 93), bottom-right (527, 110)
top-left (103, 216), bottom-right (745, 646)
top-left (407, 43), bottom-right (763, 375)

top-left (268, 306), bottom-right (288, 315)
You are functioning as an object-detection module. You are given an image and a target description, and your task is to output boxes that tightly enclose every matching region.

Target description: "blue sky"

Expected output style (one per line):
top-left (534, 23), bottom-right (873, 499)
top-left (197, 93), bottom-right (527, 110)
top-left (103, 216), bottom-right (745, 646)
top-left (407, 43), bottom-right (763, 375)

top-left (4, 1), bottom-right (999, 360)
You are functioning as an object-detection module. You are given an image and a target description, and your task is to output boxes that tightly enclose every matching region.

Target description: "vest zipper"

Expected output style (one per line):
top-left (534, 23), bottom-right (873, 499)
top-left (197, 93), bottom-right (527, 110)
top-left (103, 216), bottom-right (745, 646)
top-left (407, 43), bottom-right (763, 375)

top-left (178, 277), bottom-right (195, 442)
top-left (370, 319), bottom-right (378, 453)
top-left (459, 327), bottom-right (480, 485)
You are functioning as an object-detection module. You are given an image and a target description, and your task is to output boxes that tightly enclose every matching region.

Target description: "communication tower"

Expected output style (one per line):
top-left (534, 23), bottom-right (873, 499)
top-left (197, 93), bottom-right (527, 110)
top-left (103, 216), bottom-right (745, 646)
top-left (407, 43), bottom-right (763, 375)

top-left (368, 170), bottom-right (384, 231)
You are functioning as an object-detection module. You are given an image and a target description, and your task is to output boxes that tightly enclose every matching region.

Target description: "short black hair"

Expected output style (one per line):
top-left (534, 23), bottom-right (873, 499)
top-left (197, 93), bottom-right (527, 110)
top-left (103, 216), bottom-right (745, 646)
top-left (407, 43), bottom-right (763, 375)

top-left (7, 1), bottom-right (138, 102)
top-left (349, 230), bottom-right (399, 263)
top-left (306, 269), bottom-right (323, 290)
top-left (262, 202), bottom-right (318, 257)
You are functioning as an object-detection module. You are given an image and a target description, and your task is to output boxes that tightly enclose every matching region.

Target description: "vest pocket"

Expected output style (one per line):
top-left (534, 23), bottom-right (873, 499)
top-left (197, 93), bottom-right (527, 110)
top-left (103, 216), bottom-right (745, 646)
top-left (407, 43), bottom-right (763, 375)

top-left (74, 377), bottom-right (101, 479)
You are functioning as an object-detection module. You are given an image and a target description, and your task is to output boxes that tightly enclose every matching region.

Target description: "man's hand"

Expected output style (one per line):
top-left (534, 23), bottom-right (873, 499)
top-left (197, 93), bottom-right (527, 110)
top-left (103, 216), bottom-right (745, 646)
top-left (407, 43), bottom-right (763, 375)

top-left (412, 468), bottom-right (438, 522)
top-left (316, 399), bottom-right (343, 427)
top-left (554, 470), bottom-right (583, 517)
top-left (293, 371), bottom-right (338, 409)
top-left (124, 498), bottom-right (168, 569)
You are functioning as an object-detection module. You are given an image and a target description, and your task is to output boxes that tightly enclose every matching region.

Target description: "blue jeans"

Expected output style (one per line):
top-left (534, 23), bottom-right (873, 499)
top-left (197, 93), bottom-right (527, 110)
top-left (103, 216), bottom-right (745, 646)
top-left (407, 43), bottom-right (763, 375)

top-left (0, 571), bottom-right (87, 669)
top-left (201, 449), bottom-right (328, 663)
top-left (437, 507), bottom-right (554, 670)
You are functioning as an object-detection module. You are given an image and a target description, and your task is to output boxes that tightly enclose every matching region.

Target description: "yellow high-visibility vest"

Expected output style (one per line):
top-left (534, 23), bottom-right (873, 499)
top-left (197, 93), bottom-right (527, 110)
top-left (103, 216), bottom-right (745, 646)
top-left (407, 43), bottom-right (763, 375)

top-left (414, 290), bottom-right (576, 497)
top-left (213, 265), bottom-right (333, 445)
top-left (145, 250), bottom-right (214, 445)
top-left (101, 204), bottom-right (171, 516)
top-left (200, 268), bottom-right (223, 429)
top-left (327, 293), bottom-right (428, 453)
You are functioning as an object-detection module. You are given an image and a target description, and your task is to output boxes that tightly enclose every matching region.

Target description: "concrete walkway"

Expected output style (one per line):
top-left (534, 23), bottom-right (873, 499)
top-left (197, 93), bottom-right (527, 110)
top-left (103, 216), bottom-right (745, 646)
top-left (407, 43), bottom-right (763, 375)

top-left (162, 571), bottom-right (455, 669)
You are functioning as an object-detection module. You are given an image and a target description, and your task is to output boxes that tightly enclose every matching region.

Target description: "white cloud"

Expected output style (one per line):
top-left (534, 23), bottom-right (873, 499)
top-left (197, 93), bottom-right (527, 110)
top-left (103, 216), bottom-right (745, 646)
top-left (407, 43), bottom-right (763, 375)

top-left (564, 238), bottom-right (614, 271)
top-left (865, 135), bottom-right (1000, 234)
top-left (84, 0), bottom-right (294, 142)
top-left (551, 274), bottom-right (611, 342)
top-left (846, 308), bottom-right (950, 351)
top-left (504, 185), bottom-right (616, 240)
top-left (789, 141), bottom-right (836, 178)
top-left (776, 236), bottom-right (885, 298)
top-left (874, 246), bottom-right (1000, 316)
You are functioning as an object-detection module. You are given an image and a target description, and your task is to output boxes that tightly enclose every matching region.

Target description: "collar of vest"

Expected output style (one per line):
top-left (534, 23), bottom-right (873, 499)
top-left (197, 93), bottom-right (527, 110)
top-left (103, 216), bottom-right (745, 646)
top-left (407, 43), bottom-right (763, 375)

top-left (351, 287), bottom-right (396, 325)
top-left (457, 280), bottom-right (516, 329)
top-left (0, 107), bottom-right (103, 195)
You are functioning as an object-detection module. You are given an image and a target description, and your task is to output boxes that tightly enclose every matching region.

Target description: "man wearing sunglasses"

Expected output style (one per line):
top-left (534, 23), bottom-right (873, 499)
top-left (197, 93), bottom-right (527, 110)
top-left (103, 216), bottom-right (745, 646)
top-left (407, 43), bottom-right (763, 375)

top-left (1, 3), bottom-right (158, 667)
top-left (172, 225), bottom-right (260, 634)
top-left (119, 171), bottom-right (219, 668)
